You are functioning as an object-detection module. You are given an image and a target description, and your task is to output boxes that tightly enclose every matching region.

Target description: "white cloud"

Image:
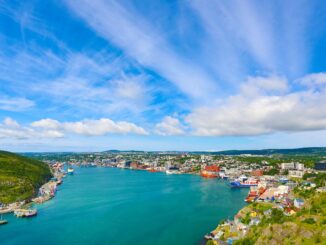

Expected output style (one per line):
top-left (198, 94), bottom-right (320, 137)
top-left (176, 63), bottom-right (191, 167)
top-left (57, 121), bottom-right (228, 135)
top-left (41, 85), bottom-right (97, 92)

top-left (63, 118), bottom-right (148, 136)
top-left (186, 74), bottom-right (326, 136)
top-left (0, 118), bottom-right (64, 139)
top-left (240, 75), bottom-right (288, 95)
top-left (0, 117), bottom-right (148, 139)
top-left (297, 72), bottom-right (326, 87)
top-left (31, 118), bottom-right (61, 129)
top-left (3, 117), bottom-right (20, 128)
top-left (155, 116), bottom-right (185, 136)
top-left (0, 96), bottom-right (34, 111)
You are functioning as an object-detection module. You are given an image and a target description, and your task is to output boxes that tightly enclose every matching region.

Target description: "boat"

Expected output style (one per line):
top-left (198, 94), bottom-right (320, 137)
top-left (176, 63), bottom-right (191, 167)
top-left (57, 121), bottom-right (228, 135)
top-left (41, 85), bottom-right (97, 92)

top-left (201, 170), bottom-right (218, 178)
top-left (230, 178), bottom-right (259, 188)
top-left (67, 168), bottom-right (74, 175)
top-left (0, 214), bottom-right (8, 225)
top-left (201, 165), bottom-right (220, 178)
top-left (148, 168), bottom-right (159, 172)
top-left (14, 209), bottom-right (37, 218)
top-left (219, 172), bottom-right (229, 179)
top-left (166, 167), bottom-right (180, 174)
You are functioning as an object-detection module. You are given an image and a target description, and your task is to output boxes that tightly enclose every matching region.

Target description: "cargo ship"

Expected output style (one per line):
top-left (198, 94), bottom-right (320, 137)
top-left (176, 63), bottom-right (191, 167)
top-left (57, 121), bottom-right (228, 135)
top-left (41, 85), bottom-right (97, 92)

top-left (201, 170), bottom-right (218, 178)
top-left (201, 165), bottom-right (220, 178)
top-left (230, 178), bottom-right (259, 188)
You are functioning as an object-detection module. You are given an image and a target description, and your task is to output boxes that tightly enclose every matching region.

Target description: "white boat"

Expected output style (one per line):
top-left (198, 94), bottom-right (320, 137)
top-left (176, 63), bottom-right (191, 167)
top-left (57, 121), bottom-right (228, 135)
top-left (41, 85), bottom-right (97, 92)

top-left (67, 168), bottom-right (74, 175)
top-left (14, 209), bottom-right (37, 218)
top-left (166, 167), bottom-right (180, 174)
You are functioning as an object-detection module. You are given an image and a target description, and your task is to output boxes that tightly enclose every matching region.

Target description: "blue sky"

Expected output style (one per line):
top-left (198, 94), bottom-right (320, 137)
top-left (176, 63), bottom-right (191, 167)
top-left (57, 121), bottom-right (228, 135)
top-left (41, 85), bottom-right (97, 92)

top-left (1, 0), bottom-right (326, 152)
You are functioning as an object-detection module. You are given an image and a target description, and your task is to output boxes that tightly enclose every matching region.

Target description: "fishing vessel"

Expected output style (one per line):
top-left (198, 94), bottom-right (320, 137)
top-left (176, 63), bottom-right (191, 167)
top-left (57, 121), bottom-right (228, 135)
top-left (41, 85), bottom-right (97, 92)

top-left (14, 209), bottom-right (37, 218)
top-left (67, 167), bottom-right (74, 175)
top-left (230, 178), bottom-right (259, 188)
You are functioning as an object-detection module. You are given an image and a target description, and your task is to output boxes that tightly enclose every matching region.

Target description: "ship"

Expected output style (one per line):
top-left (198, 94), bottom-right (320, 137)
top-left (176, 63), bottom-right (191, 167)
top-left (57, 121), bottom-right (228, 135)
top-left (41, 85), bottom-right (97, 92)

top-left (67, 167), bottom-right (74, 175)
top-left (14, 209), bottom-right (37, 218)
top-left (201, 165), bottom-right (220, 178)
top-left (148, 168), bottom-right (159, 172)
top-left (219, 171), bottom-right (229, 179)
top-left (230, 178), bottom-right (259, 188)
top-left (166, 167), bottom-right (180, 174)
top-left (201, 170), bottom-right (218, 178)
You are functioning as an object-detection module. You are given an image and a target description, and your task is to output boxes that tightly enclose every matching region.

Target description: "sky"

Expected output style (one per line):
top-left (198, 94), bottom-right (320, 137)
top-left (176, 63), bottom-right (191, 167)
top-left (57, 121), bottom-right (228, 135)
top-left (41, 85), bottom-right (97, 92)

top-left (1, 0), bottom-right (326, 152)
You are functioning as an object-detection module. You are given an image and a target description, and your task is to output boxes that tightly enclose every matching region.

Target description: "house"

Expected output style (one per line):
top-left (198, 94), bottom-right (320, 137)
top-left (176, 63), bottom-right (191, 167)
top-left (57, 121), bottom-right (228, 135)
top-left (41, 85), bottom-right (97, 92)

top-left (288, 170), bottom-right (304, 178)
top-left (294, 198), bottom-right (304, 209)
top-left (316, 186), bottom-right (326, 193)
top-left (263, 209), bottom-right (272, 216)
top-left (281, 162), bottom-right (295, 170)
top-left (249, 217), bottom-right (260, 226)
top-left (281, 162), bottom-right (305, 171)
top-left (250, 211), bottom-right (257, 218)
top-left (251, 170), bottom-right (263, 176)
top-left (274, 185), bottom-right (289, 196)
top-left (296, 163), bottom-right (305, 171)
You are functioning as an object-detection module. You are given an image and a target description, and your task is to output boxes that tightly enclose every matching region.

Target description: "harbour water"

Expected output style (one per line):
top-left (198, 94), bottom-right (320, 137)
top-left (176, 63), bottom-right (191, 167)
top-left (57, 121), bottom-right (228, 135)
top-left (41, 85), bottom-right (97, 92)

top-left (0, 167), bottom-right (247, 245)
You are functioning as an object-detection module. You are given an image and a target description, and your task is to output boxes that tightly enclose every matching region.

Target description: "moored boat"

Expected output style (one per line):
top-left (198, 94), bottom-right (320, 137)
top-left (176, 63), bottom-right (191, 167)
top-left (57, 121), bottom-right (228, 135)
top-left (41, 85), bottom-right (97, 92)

top-left (67, 167), bottom-right (74, 175)
top-left (230, 178), bottom-right (259, 188)
top-left (148, 168), bottom-right (159, 172)
top-left (14, 209), bottom-right (37, 218)
top-left (0, 214), bottom-right (8, 225)
top-left (166, 167), bottom-right (180, 174)
top-left (201, 165), bottom-right (220, 178)
top-left (201, 170), bottom-right (218, 178)
top-left (0, 219), bottom-right (8, 225)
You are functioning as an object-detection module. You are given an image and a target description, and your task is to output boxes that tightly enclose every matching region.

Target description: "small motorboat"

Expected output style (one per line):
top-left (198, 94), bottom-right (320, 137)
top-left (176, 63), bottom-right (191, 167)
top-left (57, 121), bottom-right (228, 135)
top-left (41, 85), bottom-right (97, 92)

top-left (67, 168), bottom-right (74, 175)
top-left (14, 209), bottom-right (37, 218)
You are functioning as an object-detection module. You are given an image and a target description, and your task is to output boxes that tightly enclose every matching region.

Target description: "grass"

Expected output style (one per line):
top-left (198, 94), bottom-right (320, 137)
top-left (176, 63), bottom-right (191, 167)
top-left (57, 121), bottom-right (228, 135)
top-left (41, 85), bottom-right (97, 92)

top-left (0, 150), bottom-right (52, 204)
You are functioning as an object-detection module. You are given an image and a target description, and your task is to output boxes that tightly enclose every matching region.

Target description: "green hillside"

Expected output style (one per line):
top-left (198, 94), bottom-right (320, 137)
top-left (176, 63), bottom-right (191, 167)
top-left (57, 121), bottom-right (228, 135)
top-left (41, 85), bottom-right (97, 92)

top-left (0, 151), bottom-right (52, 204)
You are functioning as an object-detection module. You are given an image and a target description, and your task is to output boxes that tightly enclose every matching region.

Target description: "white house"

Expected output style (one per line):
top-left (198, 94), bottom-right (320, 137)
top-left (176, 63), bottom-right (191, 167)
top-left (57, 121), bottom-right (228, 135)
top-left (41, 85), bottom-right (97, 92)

top-left (288, 170), bottom-right (304, 178)
top-left (281, 162), bottom-right (295, 170)
top-left (294, 198), bottom-right (304, 209)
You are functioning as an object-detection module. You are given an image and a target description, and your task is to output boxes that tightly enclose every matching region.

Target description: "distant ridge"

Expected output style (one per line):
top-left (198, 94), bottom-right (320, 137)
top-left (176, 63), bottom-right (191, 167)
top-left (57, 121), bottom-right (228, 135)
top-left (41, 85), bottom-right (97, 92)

top-left (207, 147), bottom-right (326, 155)
top-left (101, 147), bottom-right (326, 155)
top-left (19, 147), bottom-right (326, 156)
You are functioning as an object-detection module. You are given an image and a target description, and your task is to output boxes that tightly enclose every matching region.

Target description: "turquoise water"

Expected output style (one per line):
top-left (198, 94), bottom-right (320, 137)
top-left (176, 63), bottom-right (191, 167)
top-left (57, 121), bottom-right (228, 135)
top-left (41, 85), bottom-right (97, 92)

top-left (1, 167), bottom-right (247, 245)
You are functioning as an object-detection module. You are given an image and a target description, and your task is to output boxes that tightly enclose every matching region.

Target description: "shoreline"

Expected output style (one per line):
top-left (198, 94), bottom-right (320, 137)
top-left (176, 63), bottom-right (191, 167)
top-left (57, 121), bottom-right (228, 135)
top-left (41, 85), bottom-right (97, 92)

top-left (0, 164), bottom-right (66, 216)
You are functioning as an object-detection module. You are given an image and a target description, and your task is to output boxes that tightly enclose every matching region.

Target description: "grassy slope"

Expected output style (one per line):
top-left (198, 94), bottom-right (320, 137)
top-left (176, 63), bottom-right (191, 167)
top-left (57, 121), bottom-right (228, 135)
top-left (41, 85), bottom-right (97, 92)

top-left (234, 193), bottom-right (326, 245)
top-left (0, 151), bottom-right (52, 204)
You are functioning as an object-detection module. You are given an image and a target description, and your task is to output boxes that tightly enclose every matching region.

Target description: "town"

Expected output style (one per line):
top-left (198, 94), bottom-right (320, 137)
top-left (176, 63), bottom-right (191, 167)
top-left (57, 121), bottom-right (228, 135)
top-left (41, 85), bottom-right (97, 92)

top-left (41, 151), bottom-right (325, 244)
top-left (2, 151), bottom-right (325, 244)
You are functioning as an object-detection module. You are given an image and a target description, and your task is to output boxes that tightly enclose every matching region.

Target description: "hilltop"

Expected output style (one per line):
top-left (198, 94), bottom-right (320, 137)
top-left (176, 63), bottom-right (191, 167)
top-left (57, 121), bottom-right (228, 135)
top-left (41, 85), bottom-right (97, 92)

top-left (0, 151), bottom-right (52, 204)
top-left (101, 147), bottom-right (326, 156)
